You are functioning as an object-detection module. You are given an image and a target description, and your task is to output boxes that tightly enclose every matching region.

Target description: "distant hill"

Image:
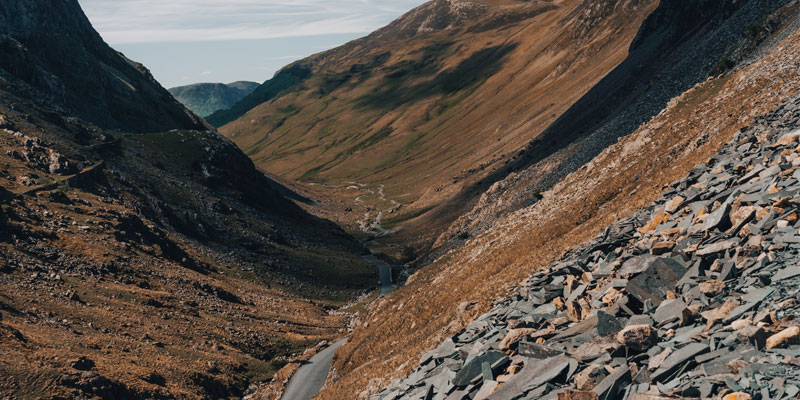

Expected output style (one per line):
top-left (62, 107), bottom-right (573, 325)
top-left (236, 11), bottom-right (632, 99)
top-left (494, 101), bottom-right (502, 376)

top-left (169, 81), bottom-right (260, 117)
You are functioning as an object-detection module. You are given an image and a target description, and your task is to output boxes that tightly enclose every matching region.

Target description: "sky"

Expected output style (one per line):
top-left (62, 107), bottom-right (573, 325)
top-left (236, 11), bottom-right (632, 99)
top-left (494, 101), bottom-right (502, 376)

top-left (78, 0), bottom-right (426, 88)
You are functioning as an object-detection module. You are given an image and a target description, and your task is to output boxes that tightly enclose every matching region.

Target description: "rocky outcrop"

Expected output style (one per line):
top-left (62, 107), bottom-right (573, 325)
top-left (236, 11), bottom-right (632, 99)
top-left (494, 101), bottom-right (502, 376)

top-left (370, 94), bottom-right (800, 400)
top-left (0, 0), bottom-right (205, 133)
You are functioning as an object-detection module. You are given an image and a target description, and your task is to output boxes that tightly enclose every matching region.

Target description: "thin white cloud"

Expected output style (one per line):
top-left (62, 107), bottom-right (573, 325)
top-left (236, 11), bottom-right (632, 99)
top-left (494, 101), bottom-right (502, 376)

top-left (78, 0), bottom-right (426, 44)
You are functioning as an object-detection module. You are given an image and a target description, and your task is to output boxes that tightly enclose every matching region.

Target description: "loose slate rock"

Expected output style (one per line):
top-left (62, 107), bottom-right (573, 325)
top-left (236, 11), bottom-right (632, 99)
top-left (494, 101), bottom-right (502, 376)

top-left (597, 311), bottom-right (623, 336)
top-left (369, 98), bottom-right (800, 400)
top-left (452, 351), bottom-right (508, 386)
top-left (626, 258), bottom-right (686, 306)
top-left (616, 325), bottom-right (656, 352)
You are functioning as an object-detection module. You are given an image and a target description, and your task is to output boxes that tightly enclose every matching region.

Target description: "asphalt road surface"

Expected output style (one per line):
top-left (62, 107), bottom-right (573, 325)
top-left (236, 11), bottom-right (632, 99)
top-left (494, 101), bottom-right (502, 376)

top-left (282, 255), bottom-right (392, 400)
top-left (281, 339), bottom-right (347, 400)
top-left (363, 254), bottom-right (392, 296)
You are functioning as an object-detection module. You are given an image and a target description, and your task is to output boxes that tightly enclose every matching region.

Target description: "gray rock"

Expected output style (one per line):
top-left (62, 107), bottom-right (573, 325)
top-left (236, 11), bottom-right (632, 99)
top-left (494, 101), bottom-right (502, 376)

top-left (651, 342), bottom-right (708, 382)
top-left (452, 351), bottom-right (508, 387)
top-left (597, 311), bottom-right (623, 336)
top-left (653, 298), bottom-right (687, 325)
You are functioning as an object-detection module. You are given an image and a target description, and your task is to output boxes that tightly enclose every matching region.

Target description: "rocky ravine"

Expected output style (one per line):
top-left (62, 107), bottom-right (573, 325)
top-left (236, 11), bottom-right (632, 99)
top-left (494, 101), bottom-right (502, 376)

top-left (369, 94), bottom-right (800, 399)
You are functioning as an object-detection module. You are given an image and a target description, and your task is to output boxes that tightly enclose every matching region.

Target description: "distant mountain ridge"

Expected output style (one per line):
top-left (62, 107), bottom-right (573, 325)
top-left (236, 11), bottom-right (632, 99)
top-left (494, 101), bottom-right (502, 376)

top-left (169, 81), bottom-right (259, 117)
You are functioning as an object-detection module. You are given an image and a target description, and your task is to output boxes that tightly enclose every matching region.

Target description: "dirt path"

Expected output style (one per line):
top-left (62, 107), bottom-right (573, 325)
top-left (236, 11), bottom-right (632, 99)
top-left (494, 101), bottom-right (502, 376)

top-left (356, 184), bottom-right (401, 238)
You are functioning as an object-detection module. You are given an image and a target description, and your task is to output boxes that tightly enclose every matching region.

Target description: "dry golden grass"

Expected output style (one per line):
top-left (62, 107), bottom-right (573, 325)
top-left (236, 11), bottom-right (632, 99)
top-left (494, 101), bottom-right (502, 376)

top-left (221, 0), bottom-right (659, 223)
top-left (0, 95), bottom-right (372, 399)
top-left (318, 23), bottom-right (800, 400)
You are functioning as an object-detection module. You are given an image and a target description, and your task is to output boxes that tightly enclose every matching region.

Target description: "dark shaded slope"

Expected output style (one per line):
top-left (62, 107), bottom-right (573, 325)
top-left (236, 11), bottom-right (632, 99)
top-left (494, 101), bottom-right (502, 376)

top-left (0, 0), bottom-right (205, 133)
top-left (169, 81), bottom-right (259, 117)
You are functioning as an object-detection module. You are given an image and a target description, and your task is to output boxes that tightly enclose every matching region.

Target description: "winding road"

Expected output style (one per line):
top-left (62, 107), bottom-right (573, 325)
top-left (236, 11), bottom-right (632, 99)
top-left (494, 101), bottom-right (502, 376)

top-left (355, 184), bottom-right (401, 238)
top-left (281, 339), bottom-right (347, 400)
top-left (281, 256), bottom-right (392, 400)
top-left (364, 254), bottom-right (393, 296)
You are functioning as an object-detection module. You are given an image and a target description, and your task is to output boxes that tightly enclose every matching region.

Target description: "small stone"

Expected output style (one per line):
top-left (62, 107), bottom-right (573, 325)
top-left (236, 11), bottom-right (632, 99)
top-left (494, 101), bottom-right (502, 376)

top-left (701, 298), bottom-right (740, 329)
top-left (664, 196), bottom-right (685, 214)
top-left (766, 326), bottom-right (800, 350)
top-left (730, 206), bottom-right (757, 227)
top-left (699, 280), bottom-right (725, 296)
top-left (737, 325), bottom-right (768, 349)
top-left (517, 342), bottom-right (564, 359)
top-left (574, 365), bottom-right (607, 391)
top-left (498, 329), bottom-right (537, 351)
top-left (557, 389), bottom-right (599, 400)
top-left (65, 291), bottom-right (81, 302)
top-left (730, 319), bottom-right (752, 331)
top-left (639, 213), bottom-right (671, 234)
top-left (776, 129), bottom-right (800, 147)
top-left (591, 365), bottom-right (630, 399)
top-left (648, 347), bottom-right (672, 371)
top-left (723, 393), bottom-right (751, 400)
top-left (597, 311), bottom-right (623, 336)
top-left (616, 325), bottom-right (656, 352)
top-left (650, 241), bottom-right (675, 256)
top-left (727, 359), bottom-right (749, 373)
top-left (653, 298), bottom-right (687, 325)
top-left (701, 201), bottom-right (732, 232)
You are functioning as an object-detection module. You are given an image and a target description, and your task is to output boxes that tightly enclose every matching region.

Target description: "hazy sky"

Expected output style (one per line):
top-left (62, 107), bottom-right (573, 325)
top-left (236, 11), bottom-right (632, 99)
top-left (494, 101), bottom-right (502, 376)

top-left (78, 0), bottom-right (426, 88)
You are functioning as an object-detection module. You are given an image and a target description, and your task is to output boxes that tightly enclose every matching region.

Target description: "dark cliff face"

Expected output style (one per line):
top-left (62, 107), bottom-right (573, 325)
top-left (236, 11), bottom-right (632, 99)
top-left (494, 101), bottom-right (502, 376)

top-left (0, 0), bottom-right (205, 133)
top-left (630, 0), bottom-right (745, 50)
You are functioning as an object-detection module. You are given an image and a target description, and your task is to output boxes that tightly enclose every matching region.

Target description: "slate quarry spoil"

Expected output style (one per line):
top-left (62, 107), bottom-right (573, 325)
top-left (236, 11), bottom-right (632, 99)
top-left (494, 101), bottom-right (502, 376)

top-left (369, 95), bottom-right (800, 399)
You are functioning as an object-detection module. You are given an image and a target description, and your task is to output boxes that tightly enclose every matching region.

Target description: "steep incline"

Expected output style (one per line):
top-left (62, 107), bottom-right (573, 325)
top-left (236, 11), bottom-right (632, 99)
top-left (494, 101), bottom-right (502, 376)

top-left (318, 3), bottom-right (800, 398)
top-left (169, 81), bottom-right (259, 117)
top-left (370, 94), bottom-right (800, 399)
top-left (0, 0), bottom-right (205, 133)
top-left (432, 0), bottom-right (800, 257)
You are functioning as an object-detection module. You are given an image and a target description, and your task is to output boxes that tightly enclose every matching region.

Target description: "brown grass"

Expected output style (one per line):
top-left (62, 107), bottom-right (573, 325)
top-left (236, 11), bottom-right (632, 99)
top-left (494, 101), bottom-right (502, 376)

top-left (317, 24), bottom-right (800, 399)
top-left (221, 0), bottom-right (659, 226)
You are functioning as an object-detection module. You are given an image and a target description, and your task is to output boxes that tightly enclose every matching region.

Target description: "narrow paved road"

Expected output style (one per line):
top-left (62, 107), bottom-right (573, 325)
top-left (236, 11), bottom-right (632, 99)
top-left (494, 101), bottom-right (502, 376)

top-left (363, 254), bottom-right (392, 296)
top-left (281, 256), bottom-right (392, 400)
top-left (281, 339), bottom-right (347, 400)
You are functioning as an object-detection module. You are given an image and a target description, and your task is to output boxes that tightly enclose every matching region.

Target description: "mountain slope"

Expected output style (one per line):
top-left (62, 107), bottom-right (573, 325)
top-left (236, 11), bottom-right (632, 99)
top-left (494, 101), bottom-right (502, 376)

top-left (312, 1), bottom-right (800, 398)
top-left (0, 1), bottom-right (375, 398)
top-left (0, 0), bottom-right (205, 133)
top-left (215, 0), bottom-right (661, 243)
top-left (370, 90), bottom-right (800, 398)
top-left (169, 81), bottom-right (259, 117)
top-left (431, 0), bottom-right (800, 258)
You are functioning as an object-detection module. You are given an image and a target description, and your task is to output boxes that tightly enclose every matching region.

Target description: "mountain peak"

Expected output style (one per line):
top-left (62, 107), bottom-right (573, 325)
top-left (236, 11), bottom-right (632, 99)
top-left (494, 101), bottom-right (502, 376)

top-left (0, 0), bottom-right (205, 133)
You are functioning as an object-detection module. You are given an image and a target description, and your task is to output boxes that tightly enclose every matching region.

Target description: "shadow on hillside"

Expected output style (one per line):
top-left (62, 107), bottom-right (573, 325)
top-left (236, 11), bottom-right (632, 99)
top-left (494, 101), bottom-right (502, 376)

top-left (456, 0), bottom-right (790, 210)
top-left (357, 42), bottom-right (518, 110)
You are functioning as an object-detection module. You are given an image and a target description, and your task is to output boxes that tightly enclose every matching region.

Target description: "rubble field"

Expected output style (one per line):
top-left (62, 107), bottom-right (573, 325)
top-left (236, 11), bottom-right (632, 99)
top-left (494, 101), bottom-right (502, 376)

top-left (369, 95), bottom-right (800, 399)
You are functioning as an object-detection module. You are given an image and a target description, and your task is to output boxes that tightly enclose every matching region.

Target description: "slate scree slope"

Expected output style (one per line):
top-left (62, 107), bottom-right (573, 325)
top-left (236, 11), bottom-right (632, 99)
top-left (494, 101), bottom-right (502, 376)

top-left (370, 98), bottom-right (800, 399)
